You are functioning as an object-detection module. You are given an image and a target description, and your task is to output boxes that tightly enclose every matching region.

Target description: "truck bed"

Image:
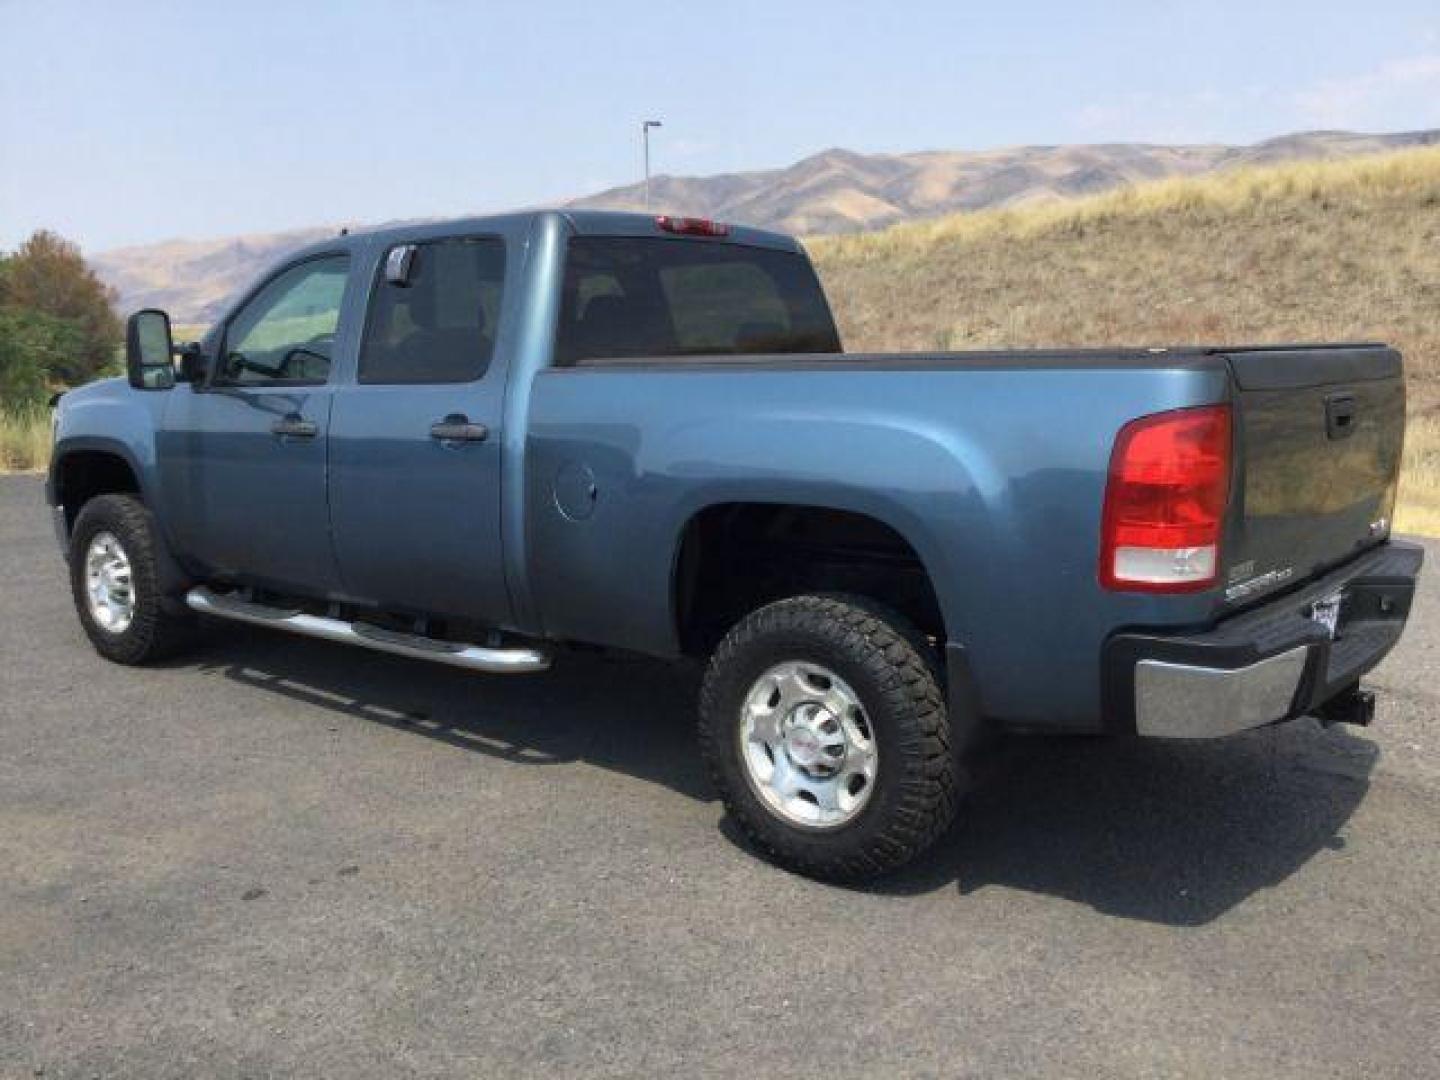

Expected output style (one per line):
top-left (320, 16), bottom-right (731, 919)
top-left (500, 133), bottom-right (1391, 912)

top-left (532, 341), bottom-right (1403, 730)
top-left (569, 341), bottom-right (1389, 371)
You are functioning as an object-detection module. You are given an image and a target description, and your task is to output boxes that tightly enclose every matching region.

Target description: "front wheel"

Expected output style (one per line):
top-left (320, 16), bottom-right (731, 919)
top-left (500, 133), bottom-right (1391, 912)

top-left (69, 493), bottom-right (194, 665)
top-left (698, 594), bottom-right (960, 882)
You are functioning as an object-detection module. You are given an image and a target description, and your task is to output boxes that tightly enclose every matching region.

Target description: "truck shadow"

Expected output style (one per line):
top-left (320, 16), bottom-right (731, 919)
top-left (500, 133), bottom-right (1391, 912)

top-left (184, 625), bottom-right (714, 800)
top-left (872, 722), bottom-right (1377, 925)
top-left (182, 626), bottom-right (1376, 927)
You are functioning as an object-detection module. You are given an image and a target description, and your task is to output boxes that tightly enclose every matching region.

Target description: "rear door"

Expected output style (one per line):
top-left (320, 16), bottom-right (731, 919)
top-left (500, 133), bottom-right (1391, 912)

top-left (159, 253), bottom-right (352, 594)
top-left (1225, 345), bottom-right (1405, 604)
top-left (327, 235), bottom-right (513, 626)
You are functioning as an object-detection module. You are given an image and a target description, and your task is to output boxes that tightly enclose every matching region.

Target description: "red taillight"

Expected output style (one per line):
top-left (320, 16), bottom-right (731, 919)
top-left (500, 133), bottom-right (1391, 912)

top-left (655, 215), bottom-right (729, 237)
top-left (1099, 405), bottom-right (1232, 593)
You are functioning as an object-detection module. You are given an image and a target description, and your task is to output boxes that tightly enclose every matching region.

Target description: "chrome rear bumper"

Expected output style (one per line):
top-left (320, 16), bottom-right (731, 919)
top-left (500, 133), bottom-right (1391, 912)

top-left (1106, 540), bottom-right (1423, 738)
top-left (1134, 646), bottom-right (1310, 738)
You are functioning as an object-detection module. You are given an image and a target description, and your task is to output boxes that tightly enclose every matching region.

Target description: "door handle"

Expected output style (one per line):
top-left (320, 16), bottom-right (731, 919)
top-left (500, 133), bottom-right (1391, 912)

top-left (272, 415), bottom-right (319, 438)
top-left (429, 415), bottom-right (489, 443)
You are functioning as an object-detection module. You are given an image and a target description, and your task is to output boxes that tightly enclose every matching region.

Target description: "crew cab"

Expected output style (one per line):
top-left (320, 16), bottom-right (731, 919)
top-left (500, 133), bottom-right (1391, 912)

top-left (47, 210), bottom-right (1422, 881)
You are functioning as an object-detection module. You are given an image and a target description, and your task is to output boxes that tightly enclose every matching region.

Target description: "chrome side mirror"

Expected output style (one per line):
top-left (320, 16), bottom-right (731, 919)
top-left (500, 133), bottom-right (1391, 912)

top-left (384, 244), bottom-right (419, 286)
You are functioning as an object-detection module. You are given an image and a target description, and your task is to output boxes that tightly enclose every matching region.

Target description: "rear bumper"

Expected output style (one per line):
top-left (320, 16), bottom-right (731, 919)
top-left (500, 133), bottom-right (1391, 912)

top-left (1103, 540), bottom-right (1423, 738)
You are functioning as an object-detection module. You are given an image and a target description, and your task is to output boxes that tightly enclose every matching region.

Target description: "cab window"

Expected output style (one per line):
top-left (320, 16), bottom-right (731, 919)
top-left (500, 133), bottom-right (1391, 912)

top-left (553, 238), bottom-right (841, 365)
top-left (360, 237), bottom-right (507, 384)
top-left (217, 256), bottom-right (350, 385)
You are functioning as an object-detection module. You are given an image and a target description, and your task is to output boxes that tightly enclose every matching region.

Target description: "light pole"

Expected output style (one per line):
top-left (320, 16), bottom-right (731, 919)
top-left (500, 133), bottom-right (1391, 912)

top-left (642, 120), bottom-right (662, 210)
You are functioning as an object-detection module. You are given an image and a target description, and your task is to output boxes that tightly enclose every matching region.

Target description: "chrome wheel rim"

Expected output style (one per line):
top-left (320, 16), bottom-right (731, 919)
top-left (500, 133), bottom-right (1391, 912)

top-left (738, 661), bottom-right (878, 829)
top-left (84, 530), bottom-right (135, 634)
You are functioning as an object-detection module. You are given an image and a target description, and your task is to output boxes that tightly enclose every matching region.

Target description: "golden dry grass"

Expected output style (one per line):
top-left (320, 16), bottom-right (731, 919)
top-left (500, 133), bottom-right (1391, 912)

top-left (810, 145), bottom-right (1440, 536)
top-left (1398, 413), bottom-right (1440, 535)
top-left (0, 407), bottom-right (51, 472)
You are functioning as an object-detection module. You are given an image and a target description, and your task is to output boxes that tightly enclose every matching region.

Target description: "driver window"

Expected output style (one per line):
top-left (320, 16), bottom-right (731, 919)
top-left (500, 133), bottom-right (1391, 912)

top-left (218, 255), bottom-right (350, 385)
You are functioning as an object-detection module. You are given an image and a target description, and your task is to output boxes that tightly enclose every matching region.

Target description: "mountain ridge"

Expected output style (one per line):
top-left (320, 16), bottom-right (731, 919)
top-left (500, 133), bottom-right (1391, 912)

top-left (90, 129), bottom-right (1439, 322)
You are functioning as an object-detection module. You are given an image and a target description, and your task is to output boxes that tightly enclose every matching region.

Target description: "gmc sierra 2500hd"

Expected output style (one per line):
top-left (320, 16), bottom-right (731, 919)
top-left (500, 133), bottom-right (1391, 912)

top-left (48, 210), bottom-right (1422, 880)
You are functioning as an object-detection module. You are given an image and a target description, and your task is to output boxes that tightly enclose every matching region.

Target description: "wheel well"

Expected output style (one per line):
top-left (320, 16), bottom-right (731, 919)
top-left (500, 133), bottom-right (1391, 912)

top-left (674, 503), bottom-right (946, 656)
top-left (55, 451), bottom-right (141, 531)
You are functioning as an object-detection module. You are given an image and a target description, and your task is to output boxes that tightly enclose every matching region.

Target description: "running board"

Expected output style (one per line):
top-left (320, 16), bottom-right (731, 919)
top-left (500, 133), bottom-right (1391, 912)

top-left (184, 587), bottom-right (551, 674)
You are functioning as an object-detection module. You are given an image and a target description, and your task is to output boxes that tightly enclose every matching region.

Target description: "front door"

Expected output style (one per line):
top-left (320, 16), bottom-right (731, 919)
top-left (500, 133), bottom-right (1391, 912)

top-left (159, 253), bottom-right (352, 595)
top-left (327, 236), bottom-right (512, 626)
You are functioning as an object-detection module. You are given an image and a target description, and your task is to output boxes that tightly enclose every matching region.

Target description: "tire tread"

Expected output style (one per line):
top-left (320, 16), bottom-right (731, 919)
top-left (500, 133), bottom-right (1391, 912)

top-left (698, 594), bottom-right (959, 882)
top-left (70, 493), bottom-right (193, 665)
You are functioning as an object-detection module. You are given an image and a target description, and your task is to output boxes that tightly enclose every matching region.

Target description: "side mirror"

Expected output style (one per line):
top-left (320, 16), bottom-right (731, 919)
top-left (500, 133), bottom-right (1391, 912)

top-left (125, 309), bottom-right (176, 390)
top-left (384, 244), bottom-right (419, 286)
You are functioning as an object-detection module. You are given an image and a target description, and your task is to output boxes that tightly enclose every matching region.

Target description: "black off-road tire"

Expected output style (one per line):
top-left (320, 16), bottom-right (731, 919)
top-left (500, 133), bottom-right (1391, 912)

top-left (69, 493), bottom-right (195, 665)
top-left (698, 594), bottom-right (960, 882)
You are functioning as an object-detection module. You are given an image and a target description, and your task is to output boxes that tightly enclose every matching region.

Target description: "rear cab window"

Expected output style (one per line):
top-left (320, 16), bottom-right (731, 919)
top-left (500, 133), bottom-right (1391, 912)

top-left (554, 237), bottom-right (840, 365)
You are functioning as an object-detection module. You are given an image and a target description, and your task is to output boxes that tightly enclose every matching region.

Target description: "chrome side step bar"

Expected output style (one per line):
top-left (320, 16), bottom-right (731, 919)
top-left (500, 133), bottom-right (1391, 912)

top-left (184, 587), bottom-right (551, 674)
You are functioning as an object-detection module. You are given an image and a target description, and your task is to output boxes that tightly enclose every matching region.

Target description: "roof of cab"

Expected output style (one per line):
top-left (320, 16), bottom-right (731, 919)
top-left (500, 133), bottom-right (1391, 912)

top-left (559, 210), bottom-right (802, 252)
top-left (298, 209), bottom-right (804, 256)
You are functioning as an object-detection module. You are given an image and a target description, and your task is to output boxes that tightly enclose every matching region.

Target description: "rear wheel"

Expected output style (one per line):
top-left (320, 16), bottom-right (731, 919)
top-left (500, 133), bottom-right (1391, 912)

top-left (699, 594), bottom-right (960, 882)
top-left (69, 494), bottom-right (194, 664)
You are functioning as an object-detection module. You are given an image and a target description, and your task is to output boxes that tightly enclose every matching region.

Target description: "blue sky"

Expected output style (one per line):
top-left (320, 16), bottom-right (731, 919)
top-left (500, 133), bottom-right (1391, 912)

top-left (1, 0), bottom-right (1437, 252)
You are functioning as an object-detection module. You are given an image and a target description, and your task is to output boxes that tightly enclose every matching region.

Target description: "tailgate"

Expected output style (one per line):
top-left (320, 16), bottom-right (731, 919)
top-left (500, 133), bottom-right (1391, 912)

top-left (1224, 345), bottom-right (1405, 605)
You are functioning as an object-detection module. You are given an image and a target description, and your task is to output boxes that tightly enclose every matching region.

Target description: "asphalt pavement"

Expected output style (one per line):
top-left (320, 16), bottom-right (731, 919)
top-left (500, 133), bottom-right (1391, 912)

top-left (2, 474), bottom-right (1437, 1078)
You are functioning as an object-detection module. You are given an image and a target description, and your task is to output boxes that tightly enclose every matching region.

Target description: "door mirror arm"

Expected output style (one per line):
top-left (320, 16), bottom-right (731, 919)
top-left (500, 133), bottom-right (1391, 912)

top-left (176, 341), bottom-right (208, 383)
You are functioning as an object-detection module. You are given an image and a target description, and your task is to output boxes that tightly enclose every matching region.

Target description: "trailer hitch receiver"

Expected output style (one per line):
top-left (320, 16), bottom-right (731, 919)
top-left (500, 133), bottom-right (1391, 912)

top-left (1316, 685), bottom-right (1376, 728)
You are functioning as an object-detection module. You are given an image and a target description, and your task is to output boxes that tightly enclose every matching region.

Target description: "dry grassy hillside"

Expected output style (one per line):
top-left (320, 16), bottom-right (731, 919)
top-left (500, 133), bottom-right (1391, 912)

top-left (809, 146), bottom-right (1440, 533)
top-left (93, 130), bottom-right (1436, 322)
top-left (576, 130), bottom-right (1437, 238)
top-left (90, 229), bottom-right (336, 326)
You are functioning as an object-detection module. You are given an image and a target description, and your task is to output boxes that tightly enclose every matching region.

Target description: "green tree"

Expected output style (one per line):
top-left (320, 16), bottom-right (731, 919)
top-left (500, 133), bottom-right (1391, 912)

top-left (0, 230), bottom-right (121, 385)
top-left (0, 308), bottom-right (84, 409)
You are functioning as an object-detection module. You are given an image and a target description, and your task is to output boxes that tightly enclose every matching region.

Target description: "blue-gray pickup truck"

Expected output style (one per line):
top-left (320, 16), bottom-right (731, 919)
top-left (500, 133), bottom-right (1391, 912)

top-left (47, 210), bottom-right (1423, 880)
